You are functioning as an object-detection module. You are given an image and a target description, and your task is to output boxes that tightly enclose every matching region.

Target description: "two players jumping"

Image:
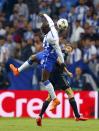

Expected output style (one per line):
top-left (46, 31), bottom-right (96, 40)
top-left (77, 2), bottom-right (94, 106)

top-left (10, 14), bottom-right (88, 126)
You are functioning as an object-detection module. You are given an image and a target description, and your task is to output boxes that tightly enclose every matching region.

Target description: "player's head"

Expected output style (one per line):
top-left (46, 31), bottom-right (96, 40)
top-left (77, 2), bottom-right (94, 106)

top-left (57, 18), bottom-right (68, 31)
top-left (41, 22), bottom-right (50, 35)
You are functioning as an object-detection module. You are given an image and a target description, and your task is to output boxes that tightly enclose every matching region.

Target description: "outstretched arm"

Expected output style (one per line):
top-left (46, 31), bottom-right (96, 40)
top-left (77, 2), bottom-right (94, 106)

top-left (53, 40), bottom-right (65, 63)
top-left (43, 13), bottom-right (58, 38)
top-left (43, 14), bottom-right (54, 28)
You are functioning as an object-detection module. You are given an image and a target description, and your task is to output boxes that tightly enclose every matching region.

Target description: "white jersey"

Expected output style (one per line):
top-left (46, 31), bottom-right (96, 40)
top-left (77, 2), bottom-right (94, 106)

top-left (43, 14), bottom-right (64, 63)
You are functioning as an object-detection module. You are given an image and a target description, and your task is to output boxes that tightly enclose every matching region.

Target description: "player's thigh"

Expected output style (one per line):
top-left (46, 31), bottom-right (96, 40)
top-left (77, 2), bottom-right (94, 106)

top-left (35, 50), bottom-right (45, 62)
top-left (42, 69), bottom-right (50, 81)
top-left (29, 54), bottom-right (37, 61)
top-left (56, 72), bottom-right (70, 90)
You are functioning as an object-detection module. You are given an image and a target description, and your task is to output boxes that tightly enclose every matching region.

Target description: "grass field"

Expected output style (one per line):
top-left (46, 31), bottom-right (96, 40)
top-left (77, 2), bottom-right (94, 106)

top-left (0, 118), bottom-right (99, 131)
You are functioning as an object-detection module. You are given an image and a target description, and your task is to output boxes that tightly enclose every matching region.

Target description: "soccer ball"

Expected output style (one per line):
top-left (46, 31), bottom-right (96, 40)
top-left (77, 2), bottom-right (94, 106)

top-left (57, 18), bottom-right (68, 30)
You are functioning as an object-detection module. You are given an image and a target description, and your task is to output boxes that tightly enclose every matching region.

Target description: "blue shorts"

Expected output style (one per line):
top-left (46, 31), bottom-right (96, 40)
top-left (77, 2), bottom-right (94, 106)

top-left (36, 50), bottom-right (58, 72)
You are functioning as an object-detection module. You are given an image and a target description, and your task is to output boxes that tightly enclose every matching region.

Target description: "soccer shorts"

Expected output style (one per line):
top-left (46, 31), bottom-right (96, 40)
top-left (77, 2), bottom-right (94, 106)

top-left (36, 50), bottom-right (58, 72)
top-left (50, 64), bottom-right (70, 90)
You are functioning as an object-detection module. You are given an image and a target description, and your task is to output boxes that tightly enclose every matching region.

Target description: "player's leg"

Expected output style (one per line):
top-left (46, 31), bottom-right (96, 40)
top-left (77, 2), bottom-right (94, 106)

top-left (42, 69), bottom-right (60, 111)
top-left (65, 88), bottom-right (80, 118)
top-left (65, 87), bottom-right (88, 121)
top-left (36, 94), bottom-right (51, 126)
top-left (10, 50), bottom-right (45, 76)
top-left (10, 54), bottom-right (37, 76)
top-left (51, 71), bottom-right (80, 118)
top-left (39, 94), bottom-right (51, 118)
top-left (42, 69), bottom-right (56, 100)
top-left (36, 67), bottom-right (59, 126)
top-left (55, 71), bottom-right (88, 121)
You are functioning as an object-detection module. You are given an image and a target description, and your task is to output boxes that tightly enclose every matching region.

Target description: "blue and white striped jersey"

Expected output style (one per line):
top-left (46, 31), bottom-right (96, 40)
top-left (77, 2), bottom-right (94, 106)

top-left (42, 14), bottom-right (64, 63)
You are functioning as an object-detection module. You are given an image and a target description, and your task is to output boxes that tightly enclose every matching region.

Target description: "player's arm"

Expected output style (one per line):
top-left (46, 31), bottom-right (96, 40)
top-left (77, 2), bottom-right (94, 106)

top-left (42, 13), bottom-right (58, 38)
top-left (57, 57), bottom-right (73, 78)
top-left (43, 14), bottom-right (55, 29)
top-left (53, 39), bottom-right (73, 77)
top-left (53, 39), bottom-right (65, 63)
top-left (64, 67), bottom-right (73, 77)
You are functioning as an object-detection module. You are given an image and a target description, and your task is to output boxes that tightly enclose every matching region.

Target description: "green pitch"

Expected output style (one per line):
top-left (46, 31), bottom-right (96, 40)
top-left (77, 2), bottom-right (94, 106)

top-left (0, 118), bottom-right (99, 131)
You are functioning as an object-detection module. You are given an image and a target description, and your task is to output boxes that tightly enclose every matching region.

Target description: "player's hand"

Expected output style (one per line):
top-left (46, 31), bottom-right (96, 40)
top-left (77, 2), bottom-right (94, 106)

top-left (67, 71), bottom-right (73, 78)
top-left (64, 66), bottom-right (73, 77)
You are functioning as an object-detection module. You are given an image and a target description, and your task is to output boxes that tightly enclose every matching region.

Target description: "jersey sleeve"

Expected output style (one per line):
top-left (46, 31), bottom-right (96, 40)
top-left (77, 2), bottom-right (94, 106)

top-left (53, 39), bottom-right (64, 63)
top-left (43, 14), bottom-right (54, 28)
top-left (48, 35), bottom-right (64, 63)
top-left (43, 14), bottom-right (57, 39)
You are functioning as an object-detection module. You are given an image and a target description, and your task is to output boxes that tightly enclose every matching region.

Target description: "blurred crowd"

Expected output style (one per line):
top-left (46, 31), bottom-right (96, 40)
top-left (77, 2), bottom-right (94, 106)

top-left (0, 0), bottom-right (99, 90)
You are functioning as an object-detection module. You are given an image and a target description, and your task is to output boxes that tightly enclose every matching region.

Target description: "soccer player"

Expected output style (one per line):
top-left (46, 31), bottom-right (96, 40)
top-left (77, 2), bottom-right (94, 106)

top-left (36, 45), bottom-right (88, 126)
top-left (10, 14), bottom-right (71, 111)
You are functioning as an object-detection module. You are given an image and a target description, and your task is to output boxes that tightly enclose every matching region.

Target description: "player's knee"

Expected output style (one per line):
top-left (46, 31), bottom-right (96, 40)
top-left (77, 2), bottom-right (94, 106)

top-left (65, 88), bottom-right (74, 98)
top-left (29, 55), bottom-right (36, 61)
top-left (46, 94), bottom-right (52, 102)
top-left (42, 70), bottom-right (50, 82)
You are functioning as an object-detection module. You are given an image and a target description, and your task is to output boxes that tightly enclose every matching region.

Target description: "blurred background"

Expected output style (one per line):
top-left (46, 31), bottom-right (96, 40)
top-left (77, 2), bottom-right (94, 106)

top-left (0, 0), bottom-right (99, 91)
